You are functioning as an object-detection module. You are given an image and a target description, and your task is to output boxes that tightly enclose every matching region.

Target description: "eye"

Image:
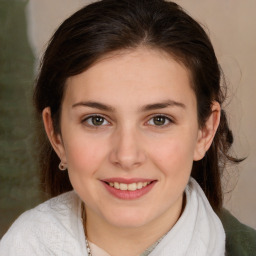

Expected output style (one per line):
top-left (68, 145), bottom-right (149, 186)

top-left (147, 115), bottom-right (173, 127)
top-left (83, 115), bottom-right (110, 127)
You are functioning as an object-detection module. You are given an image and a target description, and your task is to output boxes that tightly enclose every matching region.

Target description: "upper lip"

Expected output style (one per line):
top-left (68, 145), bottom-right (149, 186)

top-left (101, 178), bottom-right (156, 184)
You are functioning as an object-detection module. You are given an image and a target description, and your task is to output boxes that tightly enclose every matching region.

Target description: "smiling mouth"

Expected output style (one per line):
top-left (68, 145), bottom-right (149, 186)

top-left (102, 179), bottom-right (157, 199)
top-left (104, 181), bottom-right (153, 191)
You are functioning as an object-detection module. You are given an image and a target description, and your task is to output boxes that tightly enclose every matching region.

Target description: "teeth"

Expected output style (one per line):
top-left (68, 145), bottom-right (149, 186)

top-left (119, 183), bottom-right (128, 190)
top-left (137, 182), bottom-right (143, 189)
top-left (114, 182), bottom-right (120, 189)
top-left (108, 181), bottom-right (151, 191)
top-left (128, 183), bottom-right (136, 191)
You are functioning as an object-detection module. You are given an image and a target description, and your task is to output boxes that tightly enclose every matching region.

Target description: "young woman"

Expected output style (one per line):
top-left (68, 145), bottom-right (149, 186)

top-left (1, 0), bottom-right (255, 255)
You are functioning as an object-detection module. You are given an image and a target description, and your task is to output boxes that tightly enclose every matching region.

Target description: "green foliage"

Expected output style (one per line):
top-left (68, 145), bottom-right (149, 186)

top-left (0, 0), bottom-right (41, 237)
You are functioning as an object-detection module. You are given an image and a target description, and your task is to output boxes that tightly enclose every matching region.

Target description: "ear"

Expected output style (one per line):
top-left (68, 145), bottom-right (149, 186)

top-left (42, 107), bottom-right (67, 163)
top-left (193, 101), bottom-right (221, 161)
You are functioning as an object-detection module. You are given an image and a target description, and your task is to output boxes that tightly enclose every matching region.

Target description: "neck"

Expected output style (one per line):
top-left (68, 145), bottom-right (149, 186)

top-left (83, 194), bottom-right (185, 256)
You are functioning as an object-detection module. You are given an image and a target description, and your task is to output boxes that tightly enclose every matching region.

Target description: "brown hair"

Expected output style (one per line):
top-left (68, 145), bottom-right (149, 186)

top-left (34, 0), bottom-right (242, 212)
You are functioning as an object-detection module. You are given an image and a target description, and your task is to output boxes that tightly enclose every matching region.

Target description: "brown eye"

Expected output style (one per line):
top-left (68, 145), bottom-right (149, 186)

top-left (84, 115), bottom-right (109, 126)
top-left (148, 115), bottom-right (172, 126)
top-left (153, 116), bottom-right (166, 125)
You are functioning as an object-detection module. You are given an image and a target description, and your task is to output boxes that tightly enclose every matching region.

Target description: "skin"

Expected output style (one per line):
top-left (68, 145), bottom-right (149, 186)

top-left (43, 47), bottom-right (220, 256)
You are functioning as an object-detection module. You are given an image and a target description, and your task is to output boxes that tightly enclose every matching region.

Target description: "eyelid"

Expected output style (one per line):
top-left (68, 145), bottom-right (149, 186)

top-left (145, 114), bottom-right (174, 127)
top-left (82, 114), bottom-right (111, 127)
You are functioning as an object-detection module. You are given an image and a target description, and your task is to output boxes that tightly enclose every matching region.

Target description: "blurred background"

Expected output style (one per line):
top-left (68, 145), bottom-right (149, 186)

top-left (0, 0), bottom-right (255, 237)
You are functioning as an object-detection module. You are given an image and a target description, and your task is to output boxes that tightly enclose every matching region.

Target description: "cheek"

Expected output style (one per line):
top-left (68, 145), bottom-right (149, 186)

top-left (149, 136), bottom-right (196, 177)
top-left (64, 135), bottom-right (108, 176)
top-left (63, 135), bottom-right (109, 197)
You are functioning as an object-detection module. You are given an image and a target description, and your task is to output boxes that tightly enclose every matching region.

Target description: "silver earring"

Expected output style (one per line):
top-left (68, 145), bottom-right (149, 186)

top-left (58, 162), bottom-right (67, 171)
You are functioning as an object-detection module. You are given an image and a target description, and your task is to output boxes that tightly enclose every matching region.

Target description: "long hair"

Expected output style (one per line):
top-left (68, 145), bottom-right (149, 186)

top-left (34, 0), bottom-right (242, 212)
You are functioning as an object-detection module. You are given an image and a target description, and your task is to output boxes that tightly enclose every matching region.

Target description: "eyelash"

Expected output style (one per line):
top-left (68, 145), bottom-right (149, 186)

top-left (82, 114), bottom-right (110, 128)
top-left (82, 114), bottom-right (174, 128)
top-left (146, 114), bottom-right (174, 127)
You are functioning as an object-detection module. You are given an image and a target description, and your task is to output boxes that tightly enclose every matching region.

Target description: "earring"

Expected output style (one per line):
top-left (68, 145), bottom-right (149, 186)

top-left (58, 162), bottom-right (67, 171)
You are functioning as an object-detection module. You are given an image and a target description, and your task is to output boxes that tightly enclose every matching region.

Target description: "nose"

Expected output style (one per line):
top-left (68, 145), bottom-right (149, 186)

top-left (109, 127), bottom-right (147, 171)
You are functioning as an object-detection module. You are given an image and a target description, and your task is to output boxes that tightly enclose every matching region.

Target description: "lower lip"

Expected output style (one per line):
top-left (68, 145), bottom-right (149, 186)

top-left (102, 181), bottom-right (156, 200)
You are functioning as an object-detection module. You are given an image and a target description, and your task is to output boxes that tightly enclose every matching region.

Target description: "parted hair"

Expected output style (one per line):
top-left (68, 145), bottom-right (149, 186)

top-left (34, 0), bottom-right (241, 212)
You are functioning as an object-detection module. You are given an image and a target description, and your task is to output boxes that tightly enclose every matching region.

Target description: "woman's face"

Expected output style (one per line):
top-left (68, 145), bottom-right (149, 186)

top-left (48, 48), bottom-right (208, 229)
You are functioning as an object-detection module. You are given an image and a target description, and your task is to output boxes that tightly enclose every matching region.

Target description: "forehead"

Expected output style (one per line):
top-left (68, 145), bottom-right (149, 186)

top-left (64, 47), bottom-right (196, 108)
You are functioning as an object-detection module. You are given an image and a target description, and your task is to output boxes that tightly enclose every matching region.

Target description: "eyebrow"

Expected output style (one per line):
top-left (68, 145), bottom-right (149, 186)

top-left (140, 100), bottom-right (186, 111)
top-left (72, 99), bottom-right (185, 112)
top-left (72, 101), bottom-right (114, 111)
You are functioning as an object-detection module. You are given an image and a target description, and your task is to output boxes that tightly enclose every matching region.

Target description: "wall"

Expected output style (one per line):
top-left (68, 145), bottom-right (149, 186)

top-left (177, 0), bottom-right (256, 229)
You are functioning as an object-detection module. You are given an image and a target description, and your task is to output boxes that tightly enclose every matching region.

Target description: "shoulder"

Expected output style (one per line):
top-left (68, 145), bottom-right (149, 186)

top-left (219, 208), bottom-right (256, 256)
top-left (0, 191), bottom-right (86, 255)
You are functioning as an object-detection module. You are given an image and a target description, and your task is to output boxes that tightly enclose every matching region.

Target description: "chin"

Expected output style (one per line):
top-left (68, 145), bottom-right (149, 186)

top-left (103, 209), bottom-right (155, 228)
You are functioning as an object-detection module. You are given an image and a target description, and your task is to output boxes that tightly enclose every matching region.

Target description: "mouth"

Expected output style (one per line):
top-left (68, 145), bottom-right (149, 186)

top-left (101, 178), bottom-right (157, 200)
top-left (104, 181), bottom-right (154, 191)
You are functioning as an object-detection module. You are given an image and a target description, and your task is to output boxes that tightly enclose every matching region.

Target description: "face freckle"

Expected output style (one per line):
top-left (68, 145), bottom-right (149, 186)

top-left (58, 47), bottom-right (202, 230)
